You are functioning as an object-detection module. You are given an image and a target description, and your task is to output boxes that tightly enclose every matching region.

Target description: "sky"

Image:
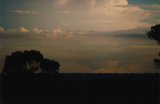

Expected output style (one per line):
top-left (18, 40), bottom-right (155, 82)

top-left (0, 0), bottom-right (160, 73)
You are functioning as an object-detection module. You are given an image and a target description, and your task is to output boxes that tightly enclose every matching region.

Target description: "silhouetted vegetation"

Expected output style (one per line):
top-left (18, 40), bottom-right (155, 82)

top-left (2, 50), bottom-right (60, 75)
top-left (147, 24), bottom-right (160, 43)
top-left (147, 24), bottom-right (160, 67)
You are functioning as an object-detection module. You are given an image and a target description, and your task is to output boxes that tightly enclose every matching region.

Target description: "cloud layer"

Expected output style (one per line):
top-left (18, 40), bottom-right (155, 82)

top-left (0, 27), bottom-right (86, 40)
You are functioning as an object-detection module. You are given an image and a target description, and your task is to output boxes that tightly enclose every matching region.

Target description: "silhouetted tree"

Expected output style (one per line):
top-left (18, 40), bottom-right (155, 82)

top-left (147, 24), bottom-right (160, 66)
top-left (40, 58), bottom-right (60, 75)
top-left (2, 50), bottom-right (60, 75)
top-left (147, 24), bottom-right (160, 43)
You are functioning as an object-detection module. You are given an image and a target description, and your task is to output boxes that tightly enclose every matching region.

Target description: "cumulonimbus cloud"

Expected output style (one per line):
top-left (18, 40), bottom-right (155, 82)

top-left (52, 0), bottom-right (152, 32)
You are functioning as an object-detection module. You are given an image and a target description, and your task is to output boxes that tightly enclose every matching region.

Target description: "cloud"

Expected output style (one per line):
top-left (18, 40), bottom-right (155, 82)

top-left (0, 27), bottom-right (4, 32)
top-left (10, 9), bottom-right (40, 15)
top-left (19, 27), bottom-right (30, 33)
top-left (32, 28), bottom-right (44, 34)
top-left (55, 0), bottom-right (70, 6)
top-left (95, 0), bottom-right (128, 7)
top-left (85, 3), bottom-right (150, 31)
top-left (0, 26), bottom-right (149, 41)
top-left (140, 4), bottom-right (160, 10)
top-left (51, 0), bottom-right (151, 32)
top-left (86, 0), bottom-right (96, 7)
top-left (56, 0), bottom-right (128, 7)
top-left (139, 4), bottom-right (160, 26)
top-left (5, 27), bottom-right (30, 33)
top-left (63, 10), bottom-right (71, 14)
top-left (2, 0), bottom-right (159, 33)
top-left (51, 28), bottom-right (73, 38)
top-left (0, 27), bottom-right (80, 40)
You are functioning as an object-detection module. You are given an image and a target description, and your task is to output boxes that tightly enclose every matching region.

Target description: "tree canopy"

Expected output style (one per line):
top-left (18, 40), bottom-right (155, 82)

top-left (147, 24), bottom-right (160, 44)
top-left (2, 50), bottom-right (60, 75)
top-left (147, 24), bottom-right (160, 67)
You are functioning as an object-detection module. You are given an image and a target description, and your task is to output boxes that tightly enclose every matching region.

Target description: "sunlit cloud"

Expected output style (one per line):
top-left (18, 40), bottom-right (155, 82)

top-left (4, 0), bottom-right (160, 32)
top-left (32, 28), bottom-right (44, 34)
top-left (51, 28), bottom-right (73, 38)
top-left (19, 27), bottom-right (30, 33)
top-left (85, 4), bottom-right (150, 31)
top-left (0, 27), bottom-right (85, 40)
top-left (50, 0), bottom-right (151, 32)
top-left (0, 27), bottom-right (4, 32)
top-left (9, 9), bottom-right (40, 15)
top-left (2, 27), bottom-right (30, 33)
top-left (0, 26), bottom-right (150, 41)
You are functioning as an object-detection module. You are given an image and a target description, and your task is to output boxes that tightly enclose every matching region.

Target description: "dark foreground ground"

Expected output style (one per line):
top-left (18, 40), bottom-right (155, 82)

top-left (1, 73), bottom-right (160, 104)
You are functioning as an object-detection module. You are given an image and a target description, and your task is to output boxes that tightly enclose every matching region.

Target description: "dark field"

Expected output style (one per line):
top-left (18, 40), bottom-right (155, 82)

top-left (1, 74), bottom-right (160, 104)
